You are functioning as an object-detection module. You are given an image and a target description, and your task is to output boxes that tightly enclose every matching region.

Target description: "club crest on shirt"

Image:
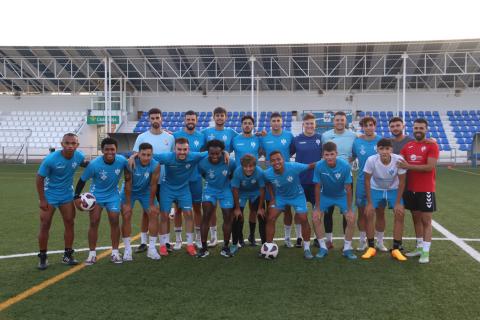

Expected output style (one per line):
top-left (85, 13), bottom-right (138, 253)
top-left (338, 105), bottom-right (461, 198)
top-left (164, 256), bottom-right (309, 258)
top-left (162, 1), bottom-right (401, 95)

top-left (222, 170), bottom-right (228, 176)
top-left (315, 139), bottom-right (321, 145)
top-left (388, 169), bottom-right (395, 176)
top-left (251, 179), bottom-right (257, 184)
top-left (250, 142), bottom-right (256, 148)
top-left (144, 172), bottom-right (150, 178)
top-left (185, 164), bottom-right (191, 169)
top-left (115, 169), bottom-right (121, 176)
top-left (287, 176), bottom-right (293, 182)
top-left (208, 170), bottom-right (215, 179)
top-left (163, 139), bottom-right (170, 146)
top-left (100, 169), bottom-right (108, 180)
top-left (72, 162), bottom-right (78, 169)
top-left (280, 138), bottom-right (287, 145)
top-left (334, 173), bottom-right (341, 180)
top-left (222, 135), bottom-right (227, 141)
top-left (421, 146), bottom-right (426, 152)
top-left (194, 140), bottom-right (200, 147)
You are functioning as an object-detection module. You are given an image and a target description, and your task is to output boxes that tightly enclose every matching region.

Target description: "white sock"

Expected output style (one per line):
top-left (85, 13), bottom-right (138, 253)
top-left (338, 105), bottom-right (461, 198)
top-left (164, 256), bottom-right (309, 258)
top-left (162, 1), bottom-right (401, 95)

top-left (303, 241), bottom-right (310, 250)
top-left (326, 233), bottom-right (333, 243)
top-left (123, 237), bottom-right (131, 252)
top-left (416, 238), bottom-right (424, 248)
top-left (186, 233), bottom-right (193, 245)
top-left (295, 224), bottom-right (302, 239)
top-left (195, 227), bottom-right (201, 241)
top-left (284, 225), bottom-right (292, 240)
top-left (112, 249), bottom-right (119, 256)
top-left (423, 241), bottom-right (431, 253)
top-left (210, 226), bottom-right (217, 239)
top-left (149, 236), bottom-right (157, 249)
top-left (160, 234), bottom-right (169, 246)
top-left (343, 240), bottom-right (352, 251)
top-left (89, 250), bottom-right (96, 258)
top-left (175, 227), bottom-right (183, 242)
top-left (318, 238), bottom-right (327, 250)
top-left (140, 232), bottom-right (148, 245)
top-left (375, 231), bottom-right (384, 244)
top-left (359, 231), bottom-right (366, 243)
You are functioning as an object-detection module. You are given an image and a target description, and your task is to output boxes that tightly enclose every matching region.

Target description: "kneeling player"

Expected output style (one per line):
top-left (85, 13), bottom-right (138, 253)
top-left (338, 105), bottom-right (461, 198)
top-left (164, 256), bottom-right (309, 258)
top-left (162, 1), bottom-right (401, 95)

top-left (312, 142), bottom-right (357, 260)
top-left (231, 154), bottom-right (266, 255)
top-left (362, 138), bottom-right (407, 261)
top-left (263, 151), bottom-right (316, 259)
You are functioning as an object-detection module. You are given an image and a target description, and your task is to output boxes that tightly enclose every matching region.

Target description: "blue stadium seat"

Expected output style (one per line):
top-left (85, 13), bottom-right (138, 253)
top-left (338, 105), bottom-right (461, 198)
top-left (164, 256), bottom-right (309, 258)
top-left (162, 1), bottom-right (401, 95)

top-left (447, 111), bottom-right (454, 116)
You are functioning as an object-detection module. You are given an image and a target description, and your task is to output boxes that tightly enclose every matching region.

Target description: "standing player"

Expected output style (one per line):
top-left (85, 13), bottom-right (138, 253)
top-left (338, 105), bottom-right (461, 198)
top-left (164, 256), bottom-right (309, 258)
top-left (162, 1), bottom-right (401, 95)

top-left (131, 108), bottom-right (174, 253)
top-left (232, 115), bottom-right (261, 246)
top-left (196, 140), bottom-right (236, 258)
top-left (120, 142), bottom-right (160, 261)
top-left (311, 142), bottom-right (357, 260)
top-left (263, 151), bottom-right (316, 259)
top-left (321, 111), bottom-right (357, 249)
top-left (202, 107), bottom-right (238, 247)
top-left (399, 118), bottom-right (439, 263)
top-left (36, 133), bottom-right (88, 270)
top-left (231, 154), bottom-right (266, 254)
top-left (74, 137), bottom-right (131, 265)
top-left (351, 116), bottom-right (383, 251)
top-left (362, 138), bottom-right (407, 261)
top-left (173, 110), bottom-right (206, 249)
top-left (292, 113), bottom-right (323, 248)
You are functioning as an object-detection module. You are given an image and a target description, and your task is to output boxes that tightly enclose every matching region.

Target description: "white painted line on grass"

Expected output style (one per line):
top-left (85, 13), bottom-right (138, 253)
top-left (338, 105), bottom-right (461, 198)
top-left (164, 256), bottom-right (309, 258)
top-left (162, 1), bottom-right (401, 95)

top-left (432, 220), bottom-right (480, 263)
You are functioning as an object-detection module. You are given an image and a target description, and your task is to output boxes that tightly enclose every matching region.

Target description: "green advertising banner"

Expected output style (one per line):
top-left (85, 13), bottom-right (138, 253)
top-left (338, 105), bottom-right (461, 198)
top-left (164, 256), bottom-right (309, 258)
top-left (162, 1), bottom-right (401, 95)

top-left (87, 115), bottom-right (120, 125)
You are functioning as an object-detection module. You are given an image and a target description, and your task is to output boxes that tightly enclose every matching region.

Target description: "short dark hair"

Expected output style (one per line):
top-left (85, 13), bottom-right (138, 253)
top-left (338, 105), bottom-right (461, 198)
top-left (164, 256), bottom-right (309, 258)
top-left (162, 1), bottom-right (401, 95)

top-left (241, 115), bottom-right (255, 124)
top-left (139, 142), bottom-right (153, 151)
top-left (334, 111), bottom-right (347, 118)
top-left (206, 139), bottom-right (225, 151)
top-left (388, 116), bottom-right (404, 125)
top-left (148, 108), bottom-right (162, 116)
top-left (360, 116), bottom-right (377, 127)
top-left (269, 150), bottom-right (282, 159)
top-left (62, 133), bottom-right (78, 140)
top-left (377, 138), bottom-right (393, 148)
top-left (414, 118), bottom-right (429, 127)
top-left (303, 113), bottom-right (315, 121)
top-left (185, 110), bottom-right (197, 118)
top-left (213, 107), bottom-right (227, 116)
top-left (270, 112), bottom-right (282, 120)
top-left (101, 137), bottom-right (118, 149)
top-left (240, 154), bottom-right (256, 166)
top-left (322, 141), bottom-right (337, 153)
top-left (175, 137), bottom-right (189, 145)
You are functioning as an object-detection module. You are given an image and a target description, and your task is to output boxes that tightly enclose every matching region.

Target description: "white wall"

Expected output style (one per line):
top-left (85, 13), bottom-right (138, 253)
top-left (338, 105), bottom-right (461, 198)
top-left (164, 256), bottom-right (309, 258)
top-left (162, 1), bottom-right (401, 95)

top-left (0, 95), bottom-right (90, 113)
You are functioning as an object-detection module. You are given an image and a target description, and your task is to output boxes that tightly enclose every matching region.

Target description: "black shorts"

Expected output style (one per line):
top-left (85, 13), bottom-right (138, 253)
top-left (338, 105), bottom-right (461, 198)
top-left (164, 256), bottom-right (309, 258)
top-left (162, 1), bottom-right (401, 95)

top-left (302, 184), bottom-right (316, 206)
top-left (403, 191), bottom-right (437, 212)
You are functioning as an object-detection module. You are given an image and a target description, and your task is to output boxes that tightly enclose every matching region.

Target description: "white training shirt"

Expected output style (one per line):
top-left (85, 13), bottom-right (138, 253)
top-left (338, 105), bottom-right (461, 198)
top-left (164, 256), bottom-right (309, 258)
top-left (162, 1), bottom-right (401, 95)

top-left (363, 154), bottom-right (406, 190)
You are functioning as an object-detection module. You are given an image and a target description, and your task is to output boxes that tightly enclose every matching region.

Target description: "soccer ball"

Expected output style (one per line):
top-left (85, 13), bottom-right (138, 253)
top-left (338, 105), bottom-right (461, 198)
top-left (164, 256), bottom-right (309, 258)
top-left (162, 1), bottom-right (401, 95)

top-left (260, 243), bottom-right (279, 259)
top-left (79, 193), bottom-right (96, 211)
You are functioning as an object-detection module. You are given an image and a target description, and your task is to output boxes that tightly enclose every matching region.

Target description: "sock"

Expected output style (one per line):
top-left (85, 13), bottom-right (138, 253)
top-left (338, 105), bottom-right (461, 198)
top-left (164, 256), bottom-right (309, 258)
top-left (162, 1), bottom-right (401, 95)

top-left (326, 233), bottom-right (333, 243)
top-left (303, 240), bottom-right (310, 251)
top-left (40, 249), bottom-right (47, 255)
top-left (423, 241), bottom-right (431, 253)
top-left (249, 221), bottom-right (256, 238)
top-left (367, 238), bottom-right (375, 248)
top-left (318, 238), bottom-right (327, 250)
top-left (175, 227), bottom-right (183, 242)
top-left (343, 240), bottom-right (352, 251)
top-left (140, 232), bottom-right (148, 245)
top-left (239, 219), bottom-right (245, 243)
top-left (375, 231), bottom-right (384, 244)
top-left (89, 250), bottom-right (96, 257)
top-left (186, 233), bottom-right (193, 245)
top-left (416, 238), bottom-right (423, 248)
top-left (284, 225), bottom-right (292, 240)
top-left (258, 216), bottom-right (266, 244)
top-left (160, 234), bottom-right (169, 246)
top-left (393, 239), bottom-right (402, 250)
top-left (210, 226), bottom-right (217, 239)
top-left (149, 236), bottom-right (157, 249)
top-left (359, 231), bottom-right (366, 243)
top-left (123, 237), bottom-right (131, 252)
top-left (112, 249), bottom-right (119, 256)
top-left (295, 224), bottom-right (302, 239)
top-left (232, 219), bottom-right (239, 245)
top-left (202, 241), bottom-right (208, 250)
top-left (195, 227), bottom-right (201, 241)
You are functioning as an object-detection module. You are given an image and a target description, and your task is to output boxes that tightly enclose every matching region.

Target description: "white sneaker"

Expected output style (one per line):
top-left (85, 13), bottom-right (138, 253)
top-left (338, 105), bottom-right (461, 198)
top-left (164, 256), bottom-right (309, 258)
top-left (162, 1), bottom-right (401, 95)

top-left (375, 242), bottom-right (389, 252)
top-left (147, 249), bottom-right (161, 260)
top-left (208, 237), bottom-right (217, 248)
top-left (85, 255), bottom-right (97, 266)
top-left (123, 250), bottom-right (133, 261)
top-left (195, 240), bottom-right (202, 249)
top-left (174, 241), bottom-right (183, 251)
top-left (356, 240), bottom-right (367, 251)
top-left (110, 253), bottom-right (123, 264)
top-left (284, 239), bottom-right (294, 248)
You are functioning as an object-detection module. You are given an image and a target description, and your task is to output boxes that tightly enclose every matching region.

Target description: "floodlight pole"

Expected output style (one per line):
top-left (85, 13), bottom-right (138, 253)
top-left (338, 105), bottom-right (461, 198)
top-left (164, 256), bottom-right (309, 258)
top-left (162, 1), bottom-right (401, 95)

top-left (108, 58), bottom-right (112, 133)
top-left (249, 56), bottom-right (256, 117)
top-left (256, 76), bottom-right (260, 131)
top-left (401, 53), bottom-right (408, 132)
top-left (104, 58), bottom-right (108, 133)
top-left (396, 74), bottom-right (401, 117)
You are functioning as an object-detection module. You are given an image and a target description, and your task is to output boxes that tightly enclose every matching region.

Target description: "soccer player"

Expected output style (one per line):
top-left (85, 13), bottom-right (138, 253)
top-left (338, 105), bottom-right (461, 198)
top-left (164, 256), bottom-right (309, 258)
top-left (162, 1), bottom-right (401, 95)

top-left (388, 116), bottom-right (414, 154)
top-left (232, 115), bottom-right (261, 246)
top-left (399, 118), bottom-right (439, 263)
top-left (311, 142), bottom-right (357, 260)
top-left (36, 133), bottom-right (88, 270)
top-left (173, 110), bottom-right (206, 249)
top-left (120, 142), bottom-right (160, 261)
top-left (202, 107), bottom-right (238, 247)
top-left (362, 138), bottom-right (407, 261)
top-left (130, 107), bottom-right (174, 253)
top-left (263, 151), bottom-right (316, 259)
top-left (321, 111), bottom-right (357, 249)
top-left (196, 140), bottom-right (236, 258)
top-left (292, 112), bottom-right (323, 248)
top-left (231, 154), bottom-right (266, 254)
top-left (74, 137), bottom-right (131, 265)
top-left (260, 112), bottom-right (297, 248)
top-left (351, 116), bottom-right (383, 251)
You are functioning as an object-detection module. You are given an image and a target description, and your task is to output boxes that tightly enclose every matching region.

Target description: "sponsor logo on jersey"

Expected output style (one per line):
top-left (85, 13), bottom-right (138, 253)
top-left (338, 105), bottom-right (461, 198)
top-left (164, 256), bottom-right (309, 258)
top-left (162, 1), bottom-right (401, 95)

top-left (100, 170), bottom-right (108, 180)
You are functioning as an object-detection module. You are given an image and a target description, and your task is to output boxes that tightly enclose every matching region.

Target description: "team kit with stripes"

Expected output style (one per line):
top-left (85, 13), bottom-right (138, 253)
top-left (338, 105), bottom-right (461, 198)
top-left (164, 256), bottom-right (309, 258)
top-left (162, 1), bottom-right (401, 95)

top-left (35, 107), bottom-right (439, 269)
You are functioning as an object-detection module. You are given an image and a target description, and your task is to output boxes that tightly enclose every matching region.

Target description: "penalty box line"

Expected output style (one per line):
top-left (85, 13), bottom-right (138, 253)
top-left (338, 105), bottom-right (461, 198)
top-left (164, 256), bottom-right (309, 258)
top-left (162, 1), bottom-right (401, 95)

top-left (432, 220), bottom-right (480, 263)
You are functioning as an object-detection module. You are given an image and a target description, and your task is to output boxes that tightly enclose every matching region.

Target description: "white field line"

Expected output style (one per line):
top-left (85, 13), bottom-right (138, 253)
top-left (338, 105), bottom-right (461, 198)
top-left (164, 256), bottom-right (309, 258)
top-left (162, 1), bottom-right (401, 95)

top-left (432, 220), bottom-right (480, 263)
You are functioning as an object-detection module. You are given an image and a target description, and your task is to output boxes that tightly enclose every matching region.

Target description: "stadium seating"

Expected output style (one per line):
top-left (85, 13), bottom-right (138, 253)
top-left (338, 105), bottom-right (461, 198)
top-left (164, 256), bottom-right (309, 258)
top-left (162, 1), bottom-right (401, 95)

top-left (447, 110), bottom-right (480, 151)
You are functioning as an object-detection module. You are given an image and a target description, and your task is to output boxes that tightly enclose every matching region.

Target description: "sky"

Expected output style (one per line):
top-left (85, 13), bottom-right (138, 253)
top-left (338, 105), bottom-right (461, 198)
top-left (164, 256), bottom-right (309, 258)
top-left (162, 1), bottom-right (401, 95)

top-left (2, 0), bottom-right (479, 46)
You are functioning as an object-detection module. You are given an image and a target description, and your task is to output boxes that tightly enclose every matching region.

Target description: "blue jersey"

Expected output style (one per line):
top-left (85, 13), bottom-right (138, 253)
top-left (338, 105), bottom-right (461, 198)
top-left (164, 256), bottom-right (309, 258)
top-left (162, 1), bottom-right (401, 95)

top-left (352, 135), bottom-right (382, 181)
top-left (313, 158), bottom-right (352, 198)
top-left (81, 155), bottom-right (129, 202)
top-left (173, 129), bottom-right (205, 180)
top-left (153, 152), bottom-right (207, 191)
top-left (232, 134), bottom-right (260, 167)
top-left (261, 130), bottom-right (294, 162)
top-left (321, 129), bottom-right (357, 162)
top-left (198, 157), bottom-right (236, 192)
top-left (37, 150), bottom-right (85, 197)
top-left (202, 127), bottom-right (238, 153)
top-left (292, 133), bottom-right (323, 185)
top-left (264, 162), bottom-right (309, 199)
top-left (129, 158), bottom-right (159, 195)
top-left (231, 166), bottom-right (265, 197)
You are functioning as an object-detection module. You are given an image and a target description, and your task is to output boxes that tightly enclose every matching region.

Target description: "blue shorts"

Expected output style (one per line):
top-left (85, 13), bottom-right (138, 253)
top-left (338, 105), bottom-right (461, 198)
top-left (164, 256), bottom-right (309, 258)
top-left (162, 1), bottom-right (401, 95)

top-left (45, 192), bottom-right (73, 208)
top-left (355, 179), bottom-right (367, 207)
top-left (121, 192), bottom-right (152, 211)
top-left (319, 194), bottom-right (349, 214)
top-left (271, 194), bottom-right (308, 214)
top-left (189, 180), bottom-right (203, 204)
top-left (239, 193), bottom-right (259, 208)
top-left (160, 184), bottom-right (192, 213)
top-left (371, 189), bottom-right (403, 209)
top-left (302, 184), bottom-right (316, 206)
top-left (96, 196), bottom-right (121, 213)
top-left (203, 188), bottom-right (234, 209)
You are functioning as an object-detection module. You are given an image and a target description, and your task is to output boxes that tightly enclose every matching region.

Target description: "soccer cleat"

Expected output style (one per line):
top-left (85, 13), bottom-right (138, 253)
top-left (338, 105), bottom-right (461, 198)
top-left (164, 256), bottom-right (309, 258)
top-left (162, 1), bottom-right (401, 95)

top-left (37, 253), bottom-right (48, 270)
top-left (405, 247), bottom-right (423, 257)
top-left (186, 244), bottom-right (197, 256)
top-left (208, 237), bottom-right (218, 248)
top-left (135, 243), bottom-right (148, 253)
top-left (284, 239), bottom-right (294, 248)
top-left (391, 249), bottom-right (407, 261)
top-left (196, 248), bottom-right (209, 258)
top-left (123, 250), bottom-right (133, 262)
top-left (361, 247), bottom-right (377, 259)
top-left (342, 249), bottom-right (358, 260)
top-left (326, 240), bottom-right (334, 250)
top-left (295, 238), bottom-right (303, 248)
top-left (159, 245), bottom-right (169, 256)
top-left (356, 240), bottom-right (367, 251)
top-left (419, 251), bottom-right (430, 264)
top-left (239, 240), bottom-right (246, 248)
top-left (313, 239), bottom-right (320, 248)
top-left (147, 249), bottom-right (161, 260)
top-left (304, 249), bottom-right (314, 260)
top-left (195, 240), bottom-right (202, 249)
top-left (62, 249), bottom-right (78, 266)
top-left (165, 243), bottom-right (173, 253)
top-left (220, 246), bottom-right (233, 258)
top-left (84, 255), bottom-right (97, 266)
top-left (173, 241), bottom-right (183, 251)
top-left (315, 248), bottom-right (328, 259)
top-left (248, 235), bottom-right (257, 247)
top-left (110, 253), bottom-right (123, 264)
top-left (230, 244), bottom-right (239, 255)
top-left (376, 242), bottom-right (389, 252)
